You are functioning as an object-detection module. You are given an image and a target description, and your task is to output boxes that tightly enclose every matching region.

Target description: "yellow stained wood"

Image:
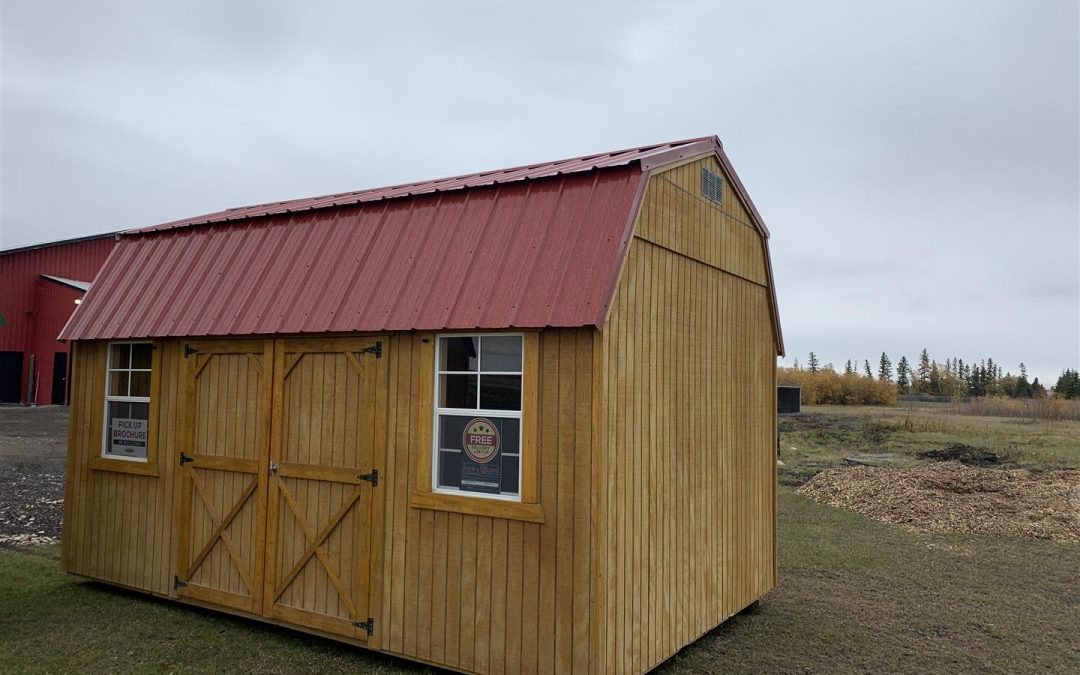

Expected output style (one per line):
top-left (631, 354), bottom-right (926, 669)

top-left (520, 332), bottom-right (540, 503)
top-left (264, 336), bottom-right (382, 640)
top-left (409, 491), bottom-right (544, 522)
top-left (66, 329), bottom-right (606, 674)
top-left (176, 339), bottom-right (269, 613)
top-left (599, 202), bottom-right (778, 672)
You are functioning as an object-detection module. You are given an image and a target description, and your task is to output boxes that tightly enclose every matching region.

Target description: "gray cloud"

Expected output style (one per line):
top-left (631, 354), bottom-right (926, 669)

top-left (2, 0), bottom-right (1077, 382)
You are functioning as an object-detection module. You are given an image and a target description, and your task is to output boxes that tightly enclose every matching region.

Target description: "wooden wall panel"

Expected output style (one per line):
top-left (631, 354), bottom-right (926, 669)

top-left (600, 161), bottom-right (778, 671)
top-left (378, 330), bottom-right (598, 674)
top-left (636, 156), bottom-right (768, 288)
top-left (62, 340), bottom-right (182, 596)
top-left (65, 330), bottom-right (602, 674)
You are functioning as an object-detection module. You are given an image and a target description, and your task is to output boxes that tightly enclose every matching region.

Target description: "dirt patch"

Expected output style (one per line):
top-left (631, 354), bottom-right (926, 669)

top-left (797, 462), bottom-right (1080, 542)
top-left (918, 442), bottom-right (1000, 466)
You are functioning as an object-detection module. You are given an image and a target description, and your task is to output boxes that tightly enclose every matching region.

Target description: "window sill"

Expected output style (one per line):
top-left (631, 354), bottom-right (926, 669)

top-left (410, 490), bottom-right (545, 523)
top-left (89, 456), bottom-right (159, 477)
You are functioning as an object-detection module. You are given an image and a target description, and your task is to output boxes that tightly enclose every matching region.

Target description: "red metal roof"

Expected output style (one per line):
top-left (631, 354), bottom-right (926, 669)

top-left (60, 136), bottom-right (783, 352)
top-left (61, 166), bottom-right (644, 339)
top-left (135, 137), bottom-right (716, 234)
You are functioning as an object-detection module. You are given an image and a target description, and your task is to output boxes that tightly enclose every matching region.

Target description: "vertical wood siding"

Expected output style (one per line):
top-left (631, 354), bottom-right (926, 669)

top-left (378, 330), bottom-right (597, 673)
top-left (599, 158), bottom-right (778, 673)
top-left (635, 156), bottom-right (768, 288)
top-left (63, 330), bottom-right (600, 674)
top-left (62, 340), bottom-right (181, 594)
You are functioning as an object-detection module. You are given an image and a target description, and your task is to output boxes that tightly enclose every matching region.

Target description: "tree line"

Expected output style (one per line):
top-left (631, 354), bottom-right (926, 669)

top-left (789, 350), bottom-right (1080, 400)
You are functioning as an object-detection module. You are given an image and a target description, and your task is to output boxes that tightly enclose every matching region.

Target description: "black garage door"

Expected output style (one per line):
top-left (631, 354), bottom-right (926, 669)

top-left (0, 352), bottom-right (24, 403)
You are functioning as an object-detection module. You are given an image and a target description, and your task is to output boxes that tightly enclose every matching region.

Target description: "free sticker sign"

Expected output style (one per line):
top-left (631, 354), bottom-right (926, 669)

top-left (461, 417), bottom-right (502, 494)
top-left (462, 418), bottom-right (500, 463)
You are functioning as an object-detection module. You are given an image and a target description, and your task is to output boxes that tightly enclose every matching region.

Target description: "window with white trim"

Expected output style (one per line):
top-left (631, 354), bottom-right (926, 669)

top-left (102, 342), bottom-right (152, 461)
top-left (433, 334), bottom-right (522, 500)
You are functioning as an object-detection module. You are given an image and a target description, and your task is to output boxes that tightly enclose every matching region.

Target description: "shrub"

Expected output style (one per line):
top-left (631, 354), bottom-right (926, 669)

top-left (778, 367), bottom-right (897, 406)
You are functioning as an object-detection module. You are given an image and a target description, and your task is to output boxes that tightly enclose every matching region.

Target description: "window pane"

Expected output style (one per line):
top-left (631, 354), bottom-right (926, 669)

top-left (439, 374), bottom-right (477, 409)
top-left (480, 374), bottom-right (521, 411)
top-left (498, 417), bottom-right (520, 455)
top-left (439, 336), bottom-right (478, 371)
top-left (109, 343), bottom-right (130, 369)
top-left (438, 415), bottom-right (470, 451)
top-left (500, 455), bottom-right (520, 495)
top-left (108, 371), bottom-right (129, 397)
top-left (438, 414), bottom-right (519, 496)
top-left (437, 450), bottom-right (462, 489)
top-left (129, 371), bottom-right (151, 398)
top-left (131, 343), bottom-right (153, 369)
top-left (480, 335), bottom-right (522, 372)
top-left (104, 401), bottom-right (149, 459)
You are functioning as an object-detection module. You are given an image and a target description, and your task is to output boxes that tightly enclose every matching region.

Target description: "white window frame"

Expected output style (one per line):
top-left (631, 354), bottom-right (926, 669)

top-left (432, 332), bottom-right (524, 502)
top-left (101, 341), bottom-right (153, 463)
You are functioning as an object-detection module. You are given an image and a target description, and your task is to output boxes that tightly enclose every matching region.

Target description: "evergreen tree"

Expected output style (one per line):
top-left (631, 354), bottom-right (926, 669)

top-left (916, 348), bottom-right (932, 392)
top-left (792, 357), bottom-right (800, 370)
top-left (808, 352), bottom-right (820, 373)
top-left (1032, 378), bottom-right (1046, 398)
top-left (878, 352), bottom-right (893, 381)
top-left (844, 359), bottom-right (853, 375)
top-left (863, 360), bottom-right (873, 378)
top-left (1055, 369), bottom-right (1080, 399)
top-left (929, 362), bottom-right (942, 395)
top-left (896, 356), bottom-right (911, 393)
top-left (1014, 373), bottom-right (1033, 398)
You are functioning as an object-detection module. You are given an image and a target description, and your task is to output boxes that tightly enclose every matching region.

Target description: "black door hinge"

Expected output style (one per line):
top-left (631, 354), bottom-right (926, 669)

top-left (173, 575), bottom-right (188, 590)
top-left (358, 469), bottom-right (378, 487)
top-left (179, 452), bottom-right (195, 465)
top-left (355, 618), bottom-right (374, 635)
top-left (185, 344), bottom-right (198, 358)
top-left (358, 341), bottom-right (382, 359)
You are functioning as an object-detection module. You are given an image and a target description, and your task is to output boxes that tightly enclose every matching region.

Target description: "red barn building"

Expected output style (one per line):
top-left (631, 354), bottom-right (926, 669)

top-left (0, 234), bottom-right (117, 404)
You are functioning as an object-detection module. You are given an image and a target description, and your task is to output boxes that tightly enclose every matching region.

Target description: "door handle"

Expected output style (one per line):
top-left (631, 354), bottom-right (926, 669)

top-left (269, 461), bottom-right (279, 476)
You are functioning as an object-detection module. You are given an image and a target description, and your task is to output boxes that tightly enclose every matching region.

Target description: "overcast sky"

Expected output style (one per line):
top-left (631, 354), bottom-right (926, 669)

top-left (2, 1), bottom-right (1077, 382)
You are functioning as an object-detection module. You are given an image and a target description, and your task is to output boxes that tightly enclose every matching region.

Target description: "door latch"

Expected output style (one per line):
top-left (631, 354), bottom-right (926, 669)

top-left (269, 461), bottom-right (279, 476)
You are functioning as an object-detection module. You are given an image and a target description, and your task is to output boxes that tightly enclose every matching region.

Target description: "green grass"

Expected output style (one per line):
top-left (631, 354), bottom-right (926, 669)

top-left (778, 405), bottom-right (1080, 486)
top-left (664, 490), bottom-right (1080, 674)
top-left (2, 405), bottom-right (1077, 673)
top-left (0, 546), bottom-right (420, 674)
top-left (3, 493), bottom-right (1077, 674)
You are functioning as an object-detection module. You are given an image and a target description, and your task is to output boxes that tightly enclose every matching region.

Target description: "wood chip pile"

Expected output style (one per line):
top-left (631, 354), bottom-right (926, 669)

top-left (797, 462), bottom-right (1080, 542)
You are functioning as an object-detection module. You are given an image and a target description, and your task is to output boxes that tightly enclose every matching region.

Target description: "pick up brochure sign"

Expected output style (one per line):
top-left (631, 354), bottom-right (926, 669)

top-left (110, 417), bottom-right (148, 457)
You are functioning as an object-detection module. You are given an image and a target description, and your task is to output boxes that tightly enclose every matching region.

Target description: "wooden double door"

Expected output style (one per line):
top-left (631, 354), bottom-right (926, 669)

top-left (175, 337), bottom-right (383, 640)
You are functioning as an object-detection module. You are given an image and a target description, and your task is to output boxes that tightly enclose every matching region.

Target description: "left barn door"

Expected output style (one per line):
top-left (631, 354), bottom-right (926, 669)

top-left (176, 339), bottom-right (272, 613)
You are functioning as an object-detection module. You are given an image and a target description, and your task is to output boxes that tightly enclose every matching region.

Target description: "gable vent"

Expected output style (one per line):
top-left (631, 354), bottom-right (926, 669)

top-left (700, 166), bottom-right (723, 205)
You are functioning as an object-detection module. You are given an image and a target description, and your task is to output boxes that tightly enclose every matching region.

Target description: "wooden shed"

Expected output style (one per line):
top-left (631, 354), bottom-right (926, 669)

top-left (60, 136), bottom-right (783, 674)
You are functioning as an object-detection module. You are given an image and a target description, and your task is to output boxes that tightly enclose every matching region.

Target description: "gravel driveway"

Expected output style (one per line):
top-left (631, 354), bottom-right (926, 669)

top-left (0, 405), bottom-right (67, 547)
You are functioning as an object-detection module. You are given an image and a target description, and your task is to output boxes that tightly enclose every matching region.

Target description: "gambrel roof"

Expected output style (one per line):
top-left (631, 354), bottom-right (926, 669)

top-left (61, 136), bottom-right (783, 354)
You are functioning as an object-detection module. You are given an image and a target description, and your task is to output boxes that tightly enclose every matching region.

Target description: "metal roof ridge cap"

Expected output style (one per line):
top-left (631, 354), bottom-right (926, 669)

top-left (120, 137), bottom-right (717, 237)
top-left (121, 164), bottom-right (646, 237)
top-left (637, 138), bottom-right (720, 171)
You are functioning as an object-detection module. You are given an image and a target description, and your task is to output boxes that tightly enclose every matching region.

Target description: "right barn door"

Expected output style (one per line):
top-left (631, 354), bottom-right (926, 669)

top-left (263, 338), bottom-right (382, 640)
